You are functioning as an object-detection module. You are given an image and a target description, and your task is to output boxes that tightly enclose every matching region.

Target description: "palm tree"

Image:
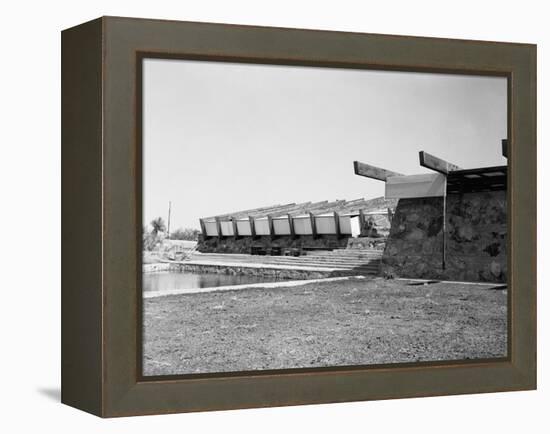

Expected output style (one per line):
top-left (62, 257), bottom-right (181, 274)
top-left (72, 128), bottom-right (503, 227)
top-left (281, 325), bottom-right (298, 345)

top-left (150, 217), bottom-right (166, 236)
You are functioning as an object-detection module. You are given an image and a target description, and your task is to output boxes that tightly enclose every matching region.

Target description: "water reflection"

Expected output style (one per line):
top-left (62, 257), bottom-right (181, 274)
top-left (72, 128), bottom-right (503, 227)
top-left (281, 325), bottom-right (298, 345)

top-left (143, 271), bottom-right (282, 294)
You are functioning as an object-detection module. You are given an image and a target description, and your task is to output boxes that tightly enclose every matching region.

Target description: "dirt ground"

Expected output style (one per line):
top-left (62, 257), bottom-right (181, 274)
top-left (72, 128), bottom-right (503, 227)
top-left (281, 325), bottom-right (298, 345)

top-left (142, 277), bottom-right (507, 376)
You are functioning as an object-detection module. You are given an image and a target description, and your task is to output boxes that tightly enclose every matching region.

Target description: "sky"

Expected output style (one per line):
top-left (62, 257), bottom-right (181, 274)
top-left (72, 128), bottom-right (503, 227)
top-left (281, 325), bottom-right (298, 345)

top-left (143, 58), bottom-right (507, 231)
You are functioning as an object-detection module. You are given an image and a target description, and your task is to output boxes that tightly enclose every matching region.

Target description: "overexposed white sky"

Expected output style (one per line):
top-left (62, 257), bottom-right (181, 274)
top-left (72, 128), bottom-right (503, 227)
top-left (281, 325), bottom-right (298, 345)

top-left (143, 58), bottom-right (507, 230)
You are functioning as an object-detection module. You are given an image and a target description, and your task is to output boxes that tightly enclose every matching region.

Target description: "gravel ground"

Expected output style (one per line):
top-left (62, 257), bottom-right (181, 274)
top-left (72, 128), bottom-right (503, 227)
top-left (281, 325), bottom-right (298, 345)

top-left (143, 277), bottom-right (507, 376)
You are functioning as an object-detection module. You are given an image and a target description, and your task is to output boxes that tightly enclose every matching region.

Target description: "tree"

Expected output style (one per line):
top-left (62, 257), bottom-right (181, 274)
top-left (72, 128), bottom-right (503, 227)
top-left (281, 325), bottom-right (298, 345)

top-left (150, 217), bottom-right (166, 235)
top-left (170, 227), bottom-right (201, 241)
top-left (143, 231), bottom-right (158, 251)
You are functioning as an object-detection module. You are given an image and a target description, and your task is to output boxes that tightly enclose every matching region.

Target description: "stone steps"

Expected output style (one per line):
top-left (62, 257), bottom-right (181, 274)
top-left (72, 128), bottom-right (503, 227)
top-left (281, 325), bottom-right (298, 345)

top-left (193, 254), bottom-right (382, 264)
top-left (194, 255), bottom-right (381, 264)
top-left (196, 252), bottom-right (383, 260)
top-left (188, 249), bottom-right (383, 275)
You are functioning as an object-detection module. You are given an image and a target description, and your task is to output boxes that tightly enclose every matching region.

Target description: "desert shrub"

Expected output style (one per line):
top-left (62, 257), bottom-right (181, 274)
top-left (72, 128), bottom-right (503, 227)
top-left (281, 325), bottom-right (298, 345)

top-left (170, 228), bottom-right (200, 241)
top-left (383, 270), bottom-right (396, 280)
top-left (143, 230), bottom-right (161, 251)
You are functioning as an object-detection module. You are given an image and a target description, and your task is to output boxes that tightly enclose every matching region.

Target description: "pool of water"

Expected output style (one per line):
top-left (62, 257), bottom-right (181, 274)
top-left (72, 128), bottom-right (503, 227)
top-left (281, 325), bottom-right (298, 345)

top-left (143, 271), bottom-right (284, 294)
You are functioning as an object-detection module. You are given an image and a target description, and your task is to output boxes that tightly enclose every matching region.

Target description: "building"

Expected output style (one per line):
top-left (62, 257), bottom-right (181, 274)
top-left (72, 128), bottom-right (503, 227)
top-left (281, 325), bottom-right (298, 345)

top-left (355, 141), bottom-right (508, 283)
top-left (197, 197), bottom-right (397, 254)
top-left (197, 141), bottom-right (507, 283)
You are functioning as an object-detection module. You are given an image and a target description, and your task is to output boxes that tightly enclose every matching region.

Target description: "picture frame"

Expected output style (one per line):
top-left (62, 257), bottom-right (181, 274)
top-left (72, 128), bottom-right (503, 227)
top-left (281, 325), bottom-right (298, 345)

top-left (61, 16), bottom-right (536, 417)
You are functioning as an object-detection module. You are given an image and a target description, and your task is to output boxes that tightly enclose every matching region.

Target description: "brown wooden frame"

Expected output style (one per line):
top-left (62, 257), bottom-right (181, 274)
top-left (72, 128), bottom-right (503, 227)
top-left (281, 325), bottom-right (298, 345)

top-left (62, 16), bottom-right (537, 417)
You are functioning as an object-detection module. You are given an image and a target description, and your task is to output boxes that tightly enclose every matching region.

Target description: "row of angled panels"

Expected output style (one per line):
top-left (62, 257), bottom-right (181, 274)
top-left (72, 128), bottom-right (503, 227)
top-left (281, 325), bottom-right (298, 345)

top-left (203, 215), bottom-right (362, 237)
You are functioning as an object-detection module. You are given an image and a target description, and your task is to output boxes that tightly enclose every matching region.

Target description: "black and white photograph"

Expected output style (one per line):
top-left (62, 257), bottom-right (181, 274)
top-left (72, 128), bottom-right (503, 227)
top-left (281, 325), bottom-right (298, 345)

top-left (141, 58), bottom-right (508, 376)
top-left (2, 0), bottom-right (544, 427)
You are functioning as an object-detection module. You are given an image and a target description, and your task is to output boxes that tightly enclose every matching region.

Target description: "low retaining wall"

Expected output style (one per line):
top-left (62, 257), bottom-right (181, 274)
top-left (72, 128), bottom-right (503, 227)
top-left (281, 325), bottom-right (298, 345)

top-left (197, 234), bottom-right (390, 254)
top-left (169, 262), bottom-right (344, 280)
top-left (381, 191), bottom-right (507, 283)
top-left (143, 263), bottom-right (172, 273)
top-left (197, 234), bottom-right (350, 254)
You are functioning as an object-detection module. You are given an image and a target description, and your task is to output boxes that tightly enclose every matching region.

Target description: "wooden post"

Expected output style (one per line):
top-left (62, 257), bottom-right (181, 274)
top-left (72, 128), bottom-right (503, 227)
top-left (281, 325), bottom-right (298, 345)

top-left (442, 195), bottom-right (447, 270)
top-left (231, 217), bottom-right (239, 239)
top-left (334, 211), bottom-right (341, 238)
top-left (417, 151), bottom-right (457, 270)
top-left (199, 218), bottom-right (207, 239)
top-left (287, 213), bottom-right (296, 238)
top-left (267, 214), bottom-right (274, 239)
top-left (359, 209), bottom-right (366, 236)
top-left (309, 212), bottom-right (317, 239)
top-left (249, 216), bottom-right (257, 239)
top-left (215, 217), bottom-right (222, 239)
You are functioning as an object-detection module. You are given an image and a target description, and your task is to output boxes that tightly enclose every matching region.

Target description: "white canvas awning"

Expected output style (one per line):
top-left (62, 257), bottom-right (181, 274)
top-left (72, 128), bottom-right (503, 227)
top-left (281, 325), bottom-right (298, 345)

top-left (385, 173), bottom-right (446, 199)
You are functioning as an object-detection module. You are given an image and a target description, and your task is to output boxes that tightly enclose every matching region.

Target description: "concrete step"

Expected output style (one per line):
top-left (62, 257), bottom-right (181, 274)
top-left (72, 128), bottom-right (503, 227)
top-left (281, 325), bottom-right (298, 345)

top-left (187, 259), bottom-right (380, 271)
top-left (260, 260), bottom-right (381, 267)
top-left (189, 251), bottom-right (383, 274)
top-left (195, 253), bottom-right (383, 261)
top-left (191, 257), bottom-right (381, 267)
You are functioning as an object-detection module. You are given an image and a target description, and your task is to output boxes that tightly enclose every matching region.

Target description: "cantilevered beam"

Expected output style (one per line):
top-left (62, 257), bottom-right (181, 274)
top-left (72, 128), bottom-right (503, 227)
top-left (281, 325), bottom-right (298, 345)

top-left (502, 139), bottom-right (508, 159)
top-left (419, 151), bottom-right (461, 175)
top-left (353, 161), bottom-right (403, 181)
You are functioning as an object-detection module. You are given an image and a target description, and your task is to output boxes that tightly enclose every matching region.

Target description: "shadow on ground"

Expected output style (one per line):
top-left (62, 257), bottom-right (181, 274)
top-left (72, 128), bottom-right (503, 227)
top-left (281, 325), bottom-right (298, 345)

top-left (37, 387), bottom-right (60, 402)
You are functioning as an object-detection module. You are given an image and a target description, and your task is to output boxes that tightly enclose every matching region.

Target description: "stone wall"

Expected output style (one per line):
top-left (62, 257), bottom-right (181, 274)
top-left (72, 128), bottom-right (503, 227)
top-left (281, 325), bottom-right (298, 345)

top-left (170, 262), bottom-right (344, 280)
top-left (381, 191), bottom-right (507, 283)
top-left (142, 263), bottom-right (171, 273)
top-left (197, 234), bottom-right (352, 254)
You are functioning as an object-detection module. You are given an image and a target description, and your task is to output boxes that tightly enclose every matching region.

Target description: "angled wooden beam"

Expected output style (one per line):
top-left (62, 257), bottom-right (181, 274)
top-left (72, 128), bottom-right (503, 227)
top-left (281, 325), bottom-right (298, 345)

top-left (231, 217), bottom-right (239, 239)
top-left (249, 216), bottom-right (257, 239)
top-left (309, 212), bottom-right (317, 239)
top-left (199, 218), bottom-right (207, 239)
top-left (334, 211), bottom-right (341, 238)
top-left (267, 214), bottom-right (274, 239)
top-left (502, 139), bottom-right (508, 159)
top-left (287, 213), bottom-right (296, 238)
top-left (215, 217), bottom-right (222, 239)
top-left (419, 151), bottom-right (461, 175)
top-left (353, 161), bottom-right (403, 181)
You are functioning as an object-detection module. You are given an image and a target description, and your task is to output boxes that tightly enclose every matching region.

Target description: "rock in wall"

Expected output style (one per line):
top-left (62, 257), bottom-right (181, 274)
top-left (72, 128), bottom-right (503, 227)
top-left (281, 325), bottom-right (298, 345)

top-left (381, 191), bottom-right (507, 283)
top-left (197, 234), bottom-right (350, 254)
